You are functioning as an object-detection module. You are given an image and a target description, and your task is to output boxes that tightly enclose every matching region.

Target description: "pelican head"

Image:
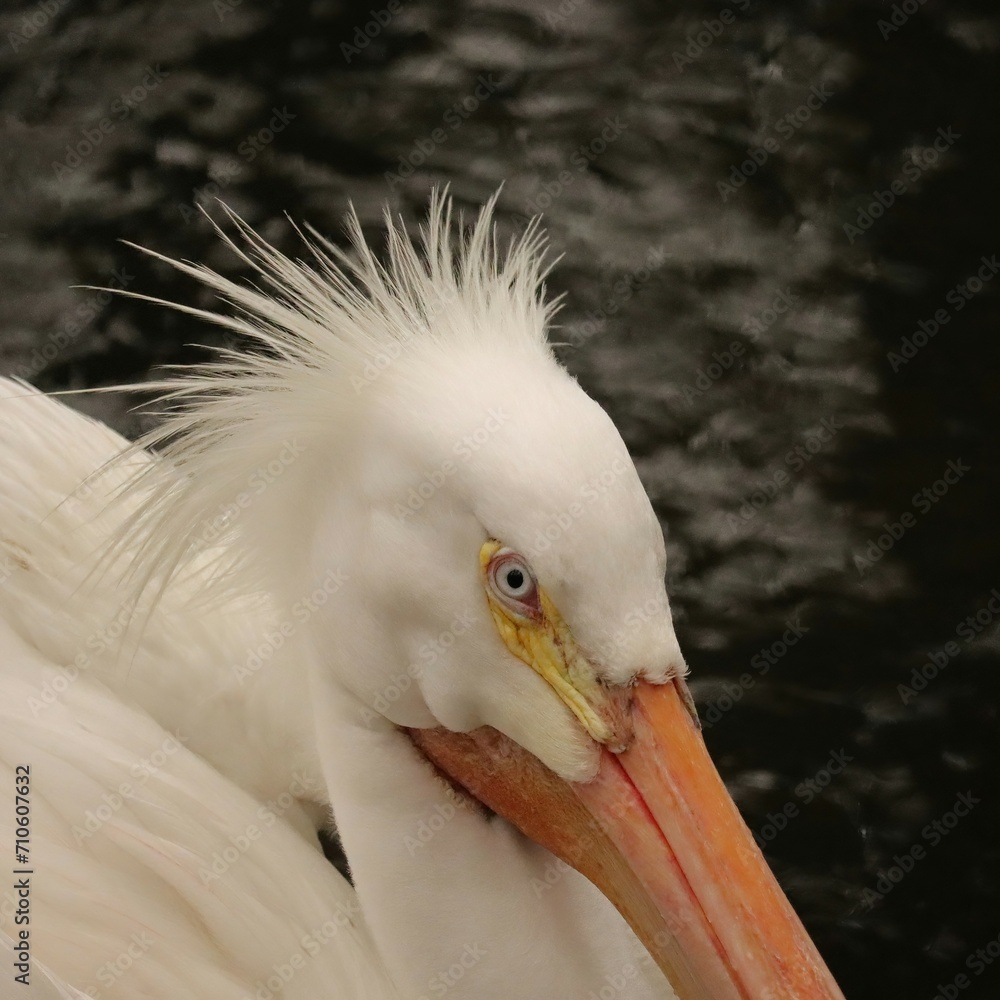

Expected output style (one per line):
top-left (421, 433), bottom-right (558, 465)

top-left (115, 191), bottom-right (844, 999)
top-left (312, 323), bottom-right (684, 778)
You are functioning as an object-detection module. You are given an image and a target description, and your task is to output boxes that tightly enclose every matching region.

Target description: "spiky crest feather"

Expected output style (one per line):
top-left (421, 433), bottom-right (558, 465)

top-left (101, 189), bottom-right (559, 608)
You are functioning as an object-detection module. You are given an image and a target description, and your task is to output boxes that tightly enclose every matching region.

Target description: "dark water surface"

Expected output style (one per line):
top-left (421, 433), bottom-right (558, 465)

top-left (2, 1), bottom-right (999, 996)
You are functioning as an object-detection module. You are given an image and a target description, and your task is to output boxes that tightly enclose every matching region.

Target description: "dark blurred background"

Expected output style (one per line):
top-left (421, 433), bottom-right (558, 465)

top-left (1, 1), bottom-right (998, 996)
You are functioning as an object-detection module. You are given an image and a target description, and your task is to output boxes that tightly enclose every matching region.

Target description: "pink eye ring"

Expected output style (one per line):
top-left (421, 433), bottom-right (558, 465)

top-left (487, 547), bottom-right (541, 618)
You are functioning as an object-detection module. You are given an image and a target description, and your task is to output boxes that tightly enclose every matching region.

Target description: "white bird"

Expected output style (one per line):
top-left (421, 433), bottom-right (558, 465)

top-left (0, 191), bottom-right (845, 1000)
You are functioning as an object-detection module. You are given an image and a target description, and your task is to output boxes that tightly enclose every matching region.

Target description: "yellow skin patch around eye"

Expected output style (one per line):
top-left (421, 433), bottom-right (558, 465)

top-left (479, 540), bottom-right (634, 753)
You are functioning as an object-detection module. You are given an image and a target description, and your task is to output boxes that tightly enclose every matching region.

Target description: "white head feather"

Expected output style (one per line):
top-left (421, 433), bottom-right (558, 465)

top-left (110, 188), bottom-right (683, 700)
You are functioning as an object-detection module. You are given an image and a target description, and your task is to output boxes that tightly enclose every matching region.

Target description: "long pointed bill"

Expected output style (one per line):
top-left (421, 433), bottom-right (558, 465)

top-left (408, 678), bottom-right (845, 1000)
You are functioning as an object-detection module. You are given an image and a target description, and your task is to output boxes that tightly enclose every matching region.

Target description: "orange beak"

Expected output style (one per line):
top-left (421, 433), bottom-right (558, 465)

top-left (409, 678), bottom-right (845, 1000)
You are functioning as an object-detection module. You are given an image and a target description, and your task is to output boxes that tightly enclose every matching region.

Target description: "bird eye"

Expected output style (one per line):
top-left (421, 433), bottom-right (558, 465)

top-left (487, 547), bottom-right (541, 617)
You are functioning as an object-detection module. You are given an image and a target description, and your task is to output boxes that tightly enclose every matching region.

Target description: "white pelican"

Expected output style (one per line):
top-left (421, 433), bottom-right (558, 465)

top-left (0, 191), bottom-right (845, 999)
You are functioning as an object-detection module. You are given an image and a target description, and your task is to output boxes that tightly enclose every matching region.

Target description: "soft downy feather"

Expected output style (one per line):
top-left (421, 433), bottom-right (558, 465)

top-left (0, 625), bottom-right (393, 999)
top-left (0, 382), bottom-right (396, 998)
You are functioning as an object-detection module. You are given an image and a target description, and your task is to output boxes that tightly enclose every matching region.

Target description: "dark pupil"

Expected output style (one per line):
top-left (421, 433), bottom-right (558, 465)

top-left (505, 568), bottom-right (525, 591)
